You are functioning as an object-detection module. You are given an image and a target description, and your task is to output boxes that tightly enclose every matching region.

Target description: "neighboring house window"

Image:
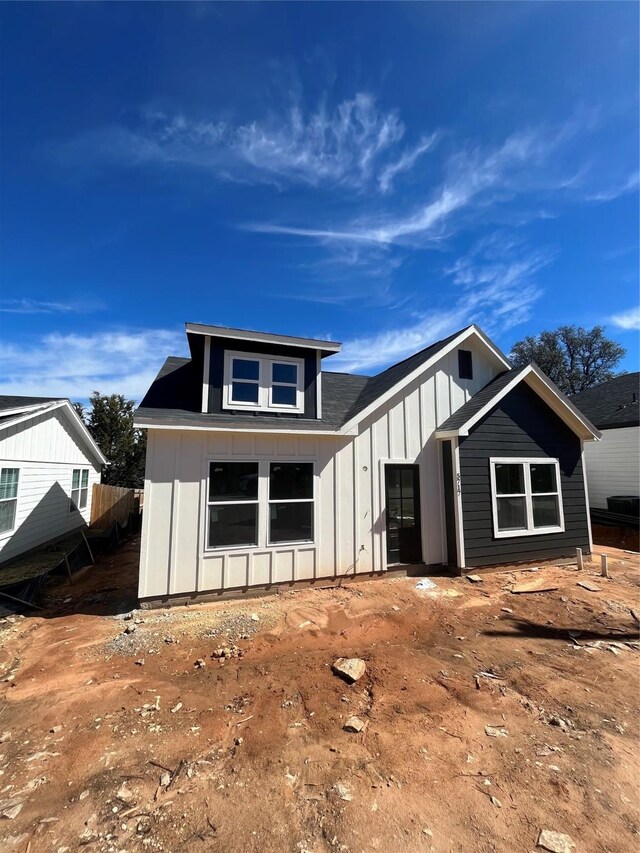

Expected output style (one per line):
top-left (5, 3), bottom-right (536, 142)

top-left (489, 458), bottom-right (564, 538)
top-left (70, 468), bottom-right (89, 511)
top-left (208, 462), bottom-right (259, 548)
top-left (458, 349), bottom-right (473, 380)
top-left (0, 468), bottom-right (19, 534)
top-left (223, 351), bottom-right (304, 413)
top-left (268, 463), bottom-right (314, 544)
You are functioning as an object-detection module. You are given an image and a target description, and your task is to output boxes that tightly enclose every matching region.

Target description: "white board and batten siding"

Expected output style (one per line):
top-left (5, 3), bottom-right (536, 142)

top-left (583, 426), bottom-right (640, 510)
top-left (0, 407), bottom-right (101, 564)
top-left (140, 337), bottom-right (503, 599)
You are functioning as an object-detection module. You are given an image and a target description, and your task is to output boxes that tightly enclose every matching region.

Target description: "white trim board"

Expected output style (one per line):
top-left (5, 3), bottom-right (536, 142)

top-left (435, 364), bottom-right (601, 442)
top-left (186, 322), bottom-right (341, 353)
top-left (339, 325), bottom-right (511, 435)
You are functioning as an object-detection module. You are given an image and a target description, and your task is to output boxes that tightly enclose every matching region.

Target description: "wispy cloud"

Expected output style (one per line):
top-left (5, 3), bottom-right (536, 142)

top-left (587, 171), bottom-right (639, 202)
top-left (0, 298), bottom-right (104, 315)
top-left (0, 329), bottom-right (184, 401)
top-left (248, 120), bottom-right (581, 249)
top-left (378, 132), bottom-right (441, 193)
top-left (609, 305), bottom-right (640, 331)
top-left (55, 94), bottom-right (437, 193)
top-left (331, 232), bottom-right (552, 372)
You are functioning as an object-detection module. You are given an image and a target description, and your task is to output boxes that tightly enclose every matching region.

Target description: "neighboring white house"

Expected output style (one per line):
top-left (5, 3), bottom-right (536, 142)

top-left (572, 373), bottom-right (640, 514)
top-left (0, 397), bottom-right (107, 565)
top-left (134, 322), bottom-right (599, 605)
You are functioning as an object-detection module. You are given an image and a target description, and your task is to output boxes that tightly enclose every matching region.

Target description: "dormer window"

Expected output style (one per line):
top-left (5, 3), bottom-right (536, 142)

top-left (223, 350), bottom-right (304, 413)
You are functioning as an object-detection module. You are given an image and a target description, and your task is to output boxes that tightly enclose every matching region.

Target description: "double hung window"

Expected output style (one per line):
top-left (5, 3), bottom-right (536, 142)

top-left (206, 461), bottom-right (315, 549)
top-left (490, 458), bottom-right (564, 537)
top-left (70, 468), bottom-right (89, 511)
top-left (223, 351), bottom-right (304, 413)
top-left (0, 468), bottom-right (19, 534)
top-left (268, 463), bottom-right (314, 544)
top-left (207, 462), bottom-right (259, 548)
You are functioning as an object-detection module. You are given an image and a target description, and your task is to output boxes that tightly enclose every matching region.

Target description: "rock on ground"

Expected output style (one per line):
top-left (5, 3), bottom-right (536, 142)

top-left (537, 829), bottom-right (576, 853)
top-left (332, 658), bottom-right (366, 683)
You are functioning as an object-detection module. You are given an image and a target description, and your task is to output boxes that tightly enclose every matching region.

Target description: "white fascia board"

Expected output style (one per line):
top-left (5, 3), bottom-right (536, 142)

top-left (339, 325), bottom-right (511, 435)
top-left (185, 322), bottom-right (341, 353)
top-left (0, 400), bottom-right (108, 466)
top-left (134, 419), bottom-right (342, 437)
top-left (443, 365), bottom-right (601, 441)
top-left (0, 400), bottom-right (64, 420)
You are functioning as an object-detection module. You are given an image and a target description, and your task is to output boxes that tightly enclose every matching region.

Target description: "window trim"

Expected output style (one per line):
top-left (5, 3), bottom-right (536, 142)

top-left (206, 461), bottom-right (260, 550)
top-left (223, 350), bottom-right (305, 414)
top-left (267, 462), bottom-right (315, 546)
top-left (70, 467), bottom-right (90, 513)
top-left (489, 457), bottom-right (565, 538)
top-left (0, 467), bottom-right (20, 538)
top-left (203, 458), bottom-right (317, 553)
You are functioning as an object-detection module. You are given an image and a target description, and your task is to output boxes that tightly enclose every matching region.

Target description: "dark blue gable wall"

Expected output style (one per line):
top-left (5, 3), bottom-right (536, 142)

top-left (459, 383), bottom-right (590, 566)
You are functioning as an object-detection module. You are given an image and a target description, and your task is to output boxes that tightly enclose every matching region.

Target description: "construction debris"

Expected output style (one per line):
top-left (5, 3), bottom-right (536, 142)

top-left (485, 725), bottom-right (509, 738)
top-left (332, 658), bottom-right (366, 684)
top-left (466, 574), bottom-right (483, 583)
top-left (511, 581), bottom-right (559, 594)
top-left (577, 580), bottom-right (601, 592)
top-left (537, 829), bottom-right (576, 853)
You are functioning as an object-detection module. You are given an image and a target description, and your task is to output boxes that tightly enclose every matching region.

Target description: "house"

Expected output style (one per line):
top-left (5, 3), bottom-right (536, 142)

top-left (134, 322), bottom-right (600, 605)
top-left (0, 396), bottom-right (106, 565)
top-left (571, 372), bottom-right (639, 517)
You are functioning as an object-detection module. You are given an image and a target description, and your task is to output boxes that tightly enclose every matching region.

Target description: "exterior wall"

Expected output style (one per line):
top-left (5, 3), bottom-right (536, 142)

top-left (583, 426), bottom-right (640, 510)
top-left (139, 336), bottom-right (504, 599)
top-left (458, 383), bottom-right (590, 567)
top-left (0, 408), bottom-right (101, 564)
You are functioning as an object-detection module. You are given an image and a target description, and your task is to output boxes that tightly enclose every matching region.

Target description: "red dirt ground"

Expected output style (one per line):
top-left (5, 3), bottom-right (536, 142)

top-left (0, 536), bottom-right (638, 852)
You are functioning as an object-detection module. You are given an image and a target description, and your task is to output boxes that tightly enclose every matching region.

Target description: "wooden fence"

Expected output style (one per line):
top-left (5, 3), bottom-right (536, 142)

top-left (90, 484), bottom-right (140, 530)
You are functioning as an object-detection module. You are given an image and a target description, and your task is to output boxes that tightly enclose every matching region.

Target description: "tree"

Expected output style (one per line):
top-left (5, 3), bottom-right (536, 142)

top-left (510, 325), bottom-right (626, 395)
top-left (76, 393), bottom-right (147, 488)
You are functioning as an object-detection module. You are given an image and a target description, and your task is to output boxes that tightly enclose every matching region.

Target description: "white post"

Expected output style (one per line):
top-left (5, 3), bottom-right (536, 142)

top-left (576, 548), bottom-right (583, 571)
top-left (601, 554), bottom-right (609, 578)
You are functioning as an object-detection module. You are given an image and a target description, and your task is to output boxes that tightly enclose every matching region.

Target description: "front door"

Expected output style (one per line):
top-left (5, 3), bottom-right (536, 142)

top-left (385, 464), bottom-right (423, 565)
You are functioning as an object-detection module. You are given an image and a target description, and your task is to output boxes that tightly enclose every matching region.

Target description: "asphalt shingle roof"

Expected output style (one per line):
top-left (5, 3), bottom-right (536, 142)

top-left (570, 373), bottom-right (640, 429)
top-left (0, 395), bottom-right (63, 414)
top-left (436, 367), bottom-right (526, 431)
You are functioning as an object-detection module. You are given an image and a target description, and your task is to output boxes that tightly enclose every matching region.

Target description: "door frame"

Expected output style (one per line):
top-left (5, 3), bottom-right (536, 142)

top-left (379, 458), bottom-right (424, 568)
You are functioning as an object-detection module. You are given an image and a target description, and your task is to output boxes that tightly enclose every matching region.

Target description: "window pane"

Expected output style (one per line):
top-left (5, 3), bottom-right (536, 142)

top-left (272, 385), bottom-right (297, 406)
top-left (495, 463), bottom-right (524, 495)
top-left (0, 499), bottom-right (16, 533)
top-left (497, 496), bottom-right (527, 531)
top-left (231, 381), bottom-right (259, 404)
top-left (209, 463), bottom-right (259, 501)
top-left (269, 502), bottom-right (313, 543)
top-left (0, 468), bottom-right (19, 500)
top-left (401, 468), bottom-right (414, 497)
top-left (80, 488), bottom-right (88, 509)
top-left (272, 363), bottom-right (297, 384)
top-left (70, 489), bottom-right (80, 511)
top-left (208, 504), bottom-right (258, 548)
top-left (458, 349), bottom-right (473, 380)
top-left (533, 495), bottom-right (560, 528)
top-left (232, 359), bottom-right (259, 381)
top-left (72, 469), bottom-right (80, 490)
top-left (531, 464), bottom-right (557, 494)
top-left (81, 469), bottom-right (89, 487)
top-left (269, 463), bottom-right (313, 500)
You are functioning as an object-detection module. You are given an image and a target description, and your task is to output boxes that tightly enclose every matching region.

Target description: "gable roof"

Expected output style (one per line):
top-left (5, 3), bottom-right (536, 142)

top-left (135, 323), bottom-right (512, 433)
top-left (436, 363), bottom-right (601, 441)
top-left (570, 372), bottom-right (639, 430)
top-left (0, 396), bottom-right (108, 465)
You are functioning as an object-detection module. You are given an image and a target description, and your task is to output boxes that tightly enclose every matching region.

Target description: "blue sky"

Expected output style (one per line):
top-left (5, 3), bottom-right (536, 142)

top-left (0, 2), bottom-right (638, 401)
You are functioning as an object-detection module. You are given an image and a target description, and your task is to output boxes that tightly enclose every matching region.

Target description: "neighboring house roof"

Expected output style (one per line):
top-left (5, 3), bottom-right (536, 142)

top-left (136, 323), bottom-right (513, 433)
top-left (436, 363), bottom-right (601, 441)
top-left (570, 372), bottom-right (640, 430)
top-left (0, 396), bottom-right (108, 466)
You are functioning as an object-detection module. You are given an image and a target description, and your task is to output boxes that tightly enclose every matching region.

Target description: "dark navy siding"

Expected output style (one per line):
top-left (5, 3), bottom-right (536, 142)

top-left (459, 383), bottom-right (590, 567)
top-left (441, 440), bottom-right (458, 567)
top-left (206, 337), bottom-right (318, 419)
